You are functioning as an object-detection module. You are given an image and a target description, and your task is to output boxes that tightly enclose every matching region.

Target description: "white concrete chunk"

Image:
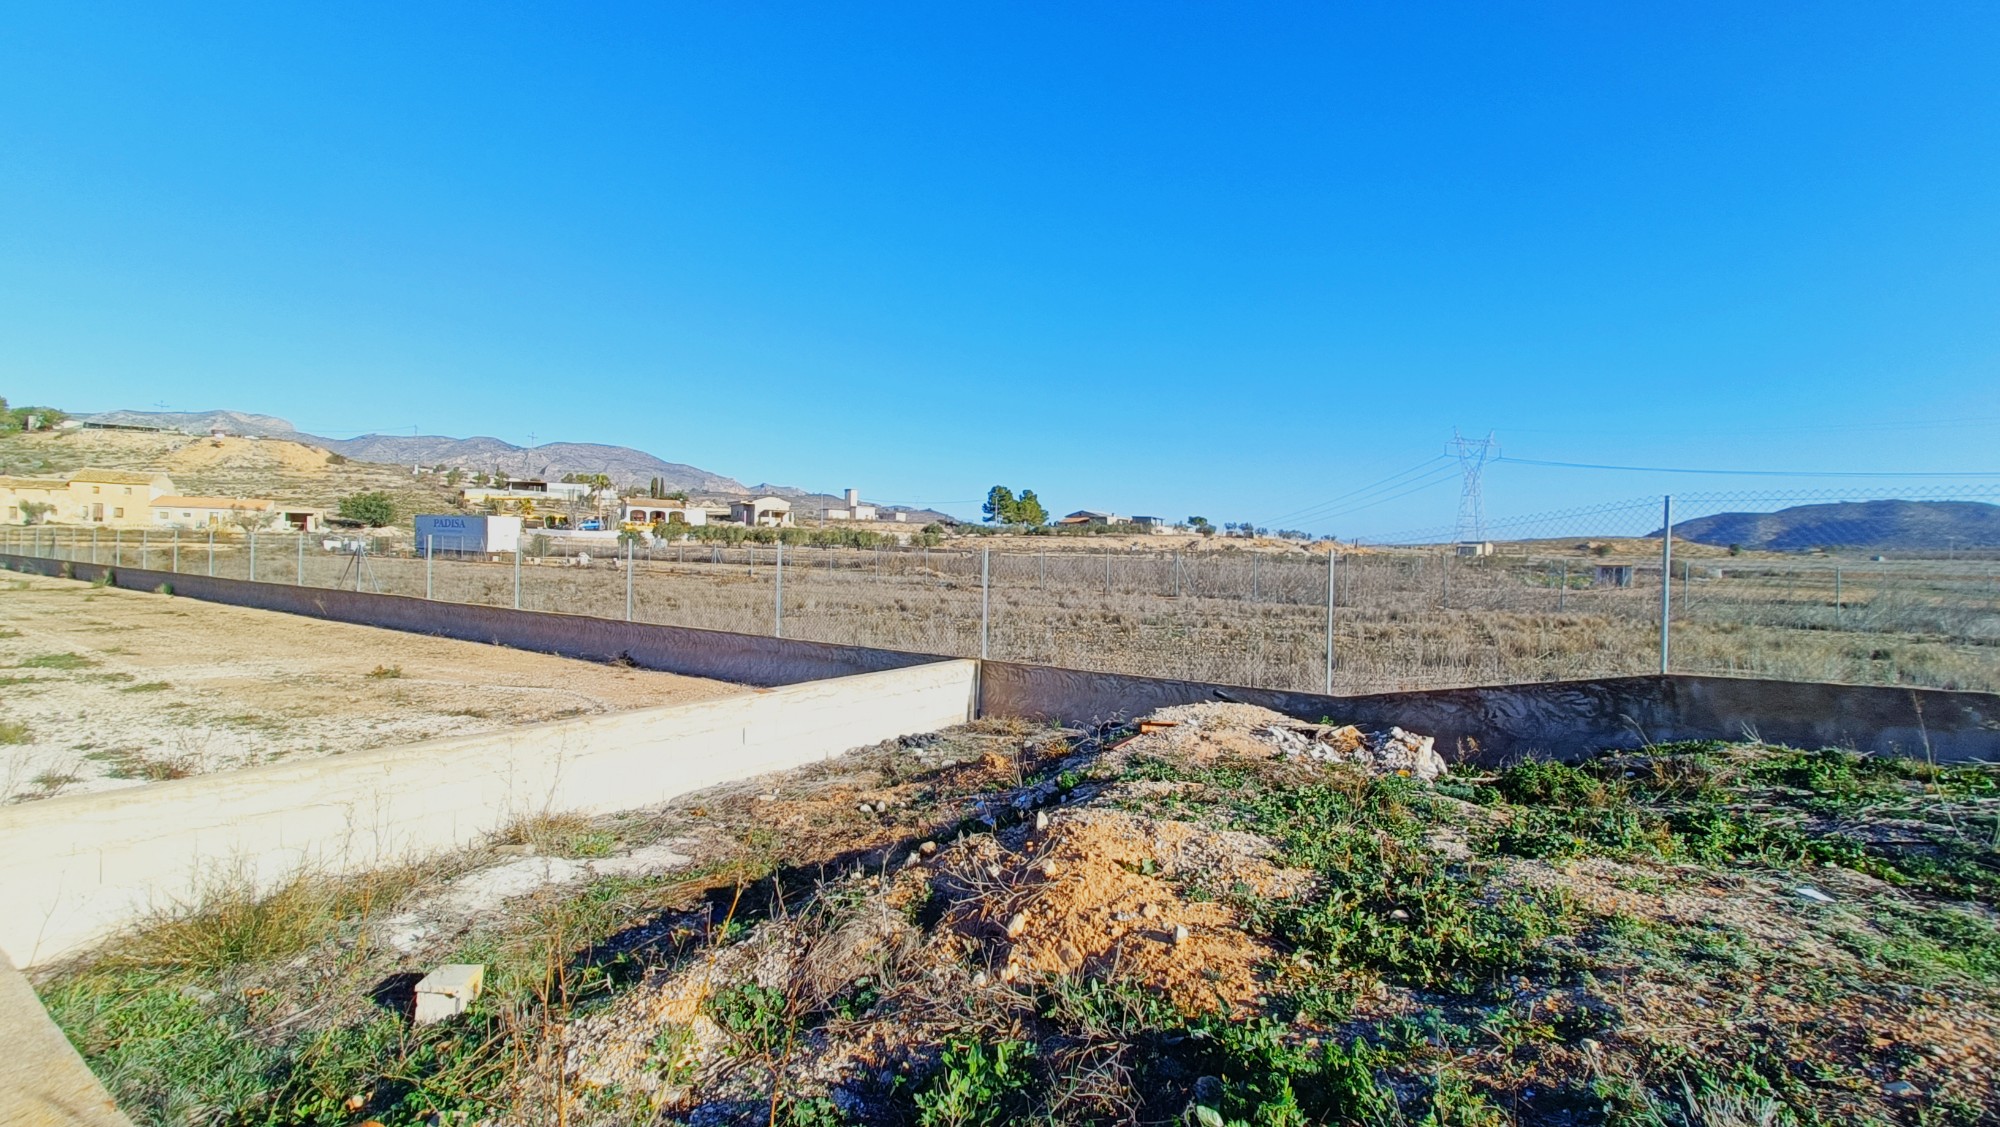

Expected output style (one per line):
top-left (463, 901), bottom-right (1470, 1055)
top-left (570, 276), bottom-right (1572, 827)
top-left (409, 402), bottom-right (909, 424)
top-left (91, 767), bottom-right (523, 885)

top-left (413, 963), bottom-right (485, 1025)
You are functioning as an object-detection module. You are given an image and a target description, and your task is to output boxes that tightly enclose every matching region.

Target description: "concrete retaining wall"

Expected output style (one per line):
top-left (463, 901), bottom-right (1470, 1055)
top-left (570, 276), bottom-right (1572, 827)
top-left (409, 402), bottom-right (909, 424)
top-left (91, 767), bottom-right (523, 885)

top-left (0, 553), bottom-right (942, 687)
top-left (0, 660), bottom-right (978, 968)
top-left (979, 662), bottom-right (2000, 763)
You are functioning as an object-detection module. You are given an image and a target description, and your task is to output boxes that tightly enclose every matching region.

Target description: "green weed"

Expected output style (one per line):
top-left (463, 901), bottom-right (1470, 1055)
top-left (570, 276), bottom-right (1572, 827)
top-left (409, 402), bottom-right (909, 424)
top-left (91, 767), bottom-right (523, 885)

top-left (912, 1039), bottom-right (1039, 1127)
top-left (15, 651), bottom-right (97, 670)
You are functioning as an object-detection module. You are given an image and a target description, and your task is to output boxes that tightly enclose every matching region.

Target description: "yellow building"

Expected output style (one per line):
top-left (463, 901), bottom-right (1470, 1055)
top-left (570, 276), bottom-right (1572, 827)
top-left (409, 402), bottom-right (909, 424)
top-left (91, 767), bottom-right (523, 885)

top-left (0, 469), bottom-right (177, 528)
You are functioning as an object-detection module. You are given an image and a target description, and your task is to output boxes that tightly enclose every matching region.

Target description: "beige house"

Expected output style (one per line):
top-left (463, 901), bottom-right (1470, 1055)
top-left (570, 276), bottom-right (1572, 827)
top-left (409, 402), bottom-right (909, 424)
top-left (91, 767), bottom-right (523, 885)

top-left (622, 500), bottom-right (707, 528)
top-left (149, 496), bottom-right (317, 532)
top-left (0, 469), bottom-right (176, 528)
top-left (729, 496), bottom-right (793, 528)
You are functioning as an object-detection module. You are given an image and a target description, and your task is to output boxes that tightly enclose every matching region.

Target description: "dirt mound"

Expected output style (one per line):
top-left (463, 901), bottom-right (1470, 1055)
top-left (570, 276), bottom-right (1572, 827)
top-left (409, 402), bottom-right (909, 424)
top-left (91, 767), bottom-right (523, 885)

top-left (935, 809), bottom-right (1305, 1014)
top-left (162, 435), bottom-right (334, 474)
top-left (1118, 701), bottom-right (1447, 779)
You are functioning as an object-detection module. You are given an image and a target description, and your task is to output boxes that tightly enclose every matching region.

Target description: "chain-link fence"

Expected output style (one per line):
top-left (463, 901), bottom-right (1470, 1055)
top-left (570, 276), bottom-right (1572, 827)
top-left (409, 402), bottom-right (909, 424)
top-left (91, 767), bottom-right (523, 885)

top-left (6, 485), bottom-right (1997, 696)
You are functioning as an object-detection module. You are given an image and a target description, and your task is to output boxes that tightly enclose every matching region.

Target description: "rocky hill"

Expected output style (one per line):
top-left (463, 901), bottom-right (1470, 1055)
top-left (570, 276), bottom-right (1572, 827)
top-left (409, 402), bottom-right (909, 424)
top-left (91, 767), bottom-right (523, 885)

top-left (75, 409), bottom-right (954, 521)
top-left (1668, 499), bottom-right (2000, 551)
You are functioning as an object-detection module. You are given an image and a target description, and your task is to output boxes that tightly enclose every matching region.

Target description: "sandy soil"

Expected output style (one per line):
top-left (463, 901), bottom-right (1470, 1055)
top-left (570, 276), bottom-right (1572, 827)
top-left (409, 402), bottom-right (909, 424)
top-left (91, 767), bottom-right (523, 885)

top-left (0, 571), bottom-right (744, 802)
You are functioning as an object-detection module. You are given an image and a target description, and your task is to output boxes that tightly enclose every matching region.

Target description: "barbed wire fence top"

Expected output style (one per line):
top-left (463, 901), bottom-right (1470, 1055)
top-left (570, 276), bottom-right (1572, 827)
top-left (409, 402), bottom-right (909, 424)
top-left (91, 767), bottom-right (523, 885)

top-left (7, 482), bottom-right (1997, 697)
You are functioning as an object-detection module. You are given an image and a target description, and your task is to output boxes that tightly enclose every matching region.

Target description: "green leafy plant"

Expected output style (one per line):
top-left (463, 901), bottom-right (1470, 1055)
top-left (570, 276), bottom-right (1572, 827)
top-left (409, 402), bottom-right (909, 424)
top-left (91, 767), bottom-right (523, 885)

top-left (913, 1039), bottom-right (1038, 1127)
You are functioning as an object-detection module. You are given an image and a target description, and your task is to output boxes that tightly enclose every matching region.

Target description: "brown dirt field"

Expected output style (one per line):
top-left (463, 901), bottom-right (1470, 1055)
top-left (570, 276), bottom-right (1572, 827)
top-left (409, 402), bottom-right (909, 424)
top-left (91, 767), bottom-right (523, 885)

top-left (0, 570), bottom-right (743, 802)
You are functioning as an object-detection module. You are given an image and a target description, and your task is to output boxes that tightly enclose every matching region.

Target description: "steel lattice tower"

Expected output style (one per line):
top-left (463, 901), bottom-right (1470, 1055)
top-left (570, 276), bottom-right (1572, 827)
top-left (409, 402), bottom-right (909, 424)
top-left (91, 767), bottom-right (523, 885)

top-left (1448, 429), bottom-right (1499, 543)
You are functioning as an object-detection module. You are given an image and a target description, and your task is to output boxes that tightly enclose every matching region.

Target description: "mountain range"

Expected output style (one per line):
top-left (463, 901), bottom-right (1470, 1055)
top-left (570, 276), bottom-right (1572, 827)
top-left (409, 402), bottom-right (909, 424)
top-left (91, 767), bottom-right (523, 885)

top-left (78, 409), bottom-right (951, 520)
top-left (1667, 499), bottom-right (2000, 551)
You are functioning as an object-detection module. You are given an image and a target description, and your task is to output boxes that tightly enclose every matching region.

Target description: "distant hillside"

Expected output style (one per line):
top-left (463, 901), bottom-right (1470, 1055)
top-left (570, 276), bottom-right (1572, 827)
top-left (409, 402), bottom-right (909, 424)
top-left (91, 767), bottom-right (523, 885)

top-left (1668, 500), bottom-right (2000, 551)
top-left (322, 434), bottom-right (751, 496)
top-left (76, 408), bottom-right (956, 521)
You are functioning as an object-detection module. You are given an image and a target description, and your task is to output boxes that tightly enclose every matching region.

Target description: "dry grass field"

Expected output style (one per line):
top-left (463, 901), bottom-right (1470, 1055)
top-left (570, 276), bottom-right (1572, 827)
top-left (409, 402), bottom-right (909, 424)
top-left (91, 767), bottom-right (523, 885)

top-left (17, 529), bottom-right (1997, 696)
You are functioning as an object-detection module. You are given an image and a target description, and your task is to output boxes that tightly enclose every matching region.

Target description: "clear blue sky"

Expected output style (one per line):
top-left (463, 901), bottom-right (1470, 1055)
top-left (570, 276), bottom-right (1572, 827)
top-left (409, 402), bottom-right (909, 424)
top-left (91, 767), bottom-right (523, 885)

top-left (3, 3), bottom-right (1997, 535)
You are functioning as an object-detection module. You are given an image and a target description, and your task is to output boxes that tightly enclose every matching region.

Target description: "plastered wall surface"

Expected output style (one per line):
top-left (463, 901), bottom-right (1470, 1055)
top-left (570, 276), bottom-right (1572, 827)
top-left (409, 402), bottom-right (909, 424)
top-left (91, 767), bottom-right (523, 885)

top-left (0, 659), bottom-right (977, 968)
top-left (977, 662), bottom-right (2000, 762)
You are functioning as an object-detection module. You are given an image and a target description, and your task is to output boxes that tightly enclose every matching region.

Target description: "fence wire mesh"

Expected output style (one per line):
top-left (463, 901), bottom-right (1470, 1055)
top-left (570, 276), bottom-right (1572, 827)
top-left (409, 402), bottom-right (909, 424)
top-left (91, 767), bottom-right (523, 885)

top-left (6, 483), bottom-right (1997, 696)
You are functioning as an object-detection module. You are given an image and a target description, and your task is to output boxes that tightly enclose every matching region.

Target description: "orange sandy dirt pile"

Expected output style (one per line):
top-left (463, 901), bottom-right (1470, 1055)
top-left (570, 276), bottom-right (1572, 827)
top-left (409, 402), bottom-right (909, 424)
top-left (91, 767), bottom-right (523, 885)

top-left (938, 809), bottom-right (1308, 1015)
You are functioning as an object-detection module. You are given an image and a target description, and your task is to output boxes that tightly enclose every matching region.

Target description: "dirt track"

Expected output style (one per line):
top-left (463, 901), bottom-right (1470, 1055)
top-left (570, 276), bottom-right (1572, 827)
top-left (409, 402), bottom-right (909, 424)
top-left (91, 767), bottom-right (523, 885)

top-left (0, 571), bottom-right (743, 802)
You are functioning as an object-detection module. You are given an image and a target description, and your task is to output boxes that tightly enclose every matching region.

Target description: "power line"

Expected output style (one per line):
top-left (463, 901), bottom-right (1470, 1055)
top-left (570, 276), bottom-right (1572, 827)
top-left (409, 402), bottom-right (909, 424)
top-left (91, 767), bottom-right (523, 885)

top-left (1495, 456), bottom-right (2000, 479)
top-left (1255, 455), bottom-right (1452, 526)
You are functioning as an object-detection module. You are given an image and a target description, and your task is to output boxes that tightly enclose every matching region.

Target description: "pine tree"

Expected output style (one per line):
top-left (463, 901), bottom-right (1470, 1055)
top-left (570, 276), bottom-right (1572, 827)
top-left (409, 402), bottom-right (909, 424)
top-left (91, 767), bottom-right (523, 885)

top-left (983, 486), bottom-right (1017, 524)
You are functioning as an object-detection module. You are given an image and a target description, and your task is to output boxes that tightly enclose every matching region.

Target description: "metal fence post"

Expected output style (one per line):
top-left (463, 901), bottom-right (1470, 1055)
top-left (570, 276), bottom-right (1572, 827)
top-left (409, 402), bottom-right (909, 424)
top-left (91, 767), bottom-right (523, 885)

top-left (139, 529), bottom-right (147, 569)
top-left (172, 530), bottom-right (179, 573)
top-left (1558, 561), bottom-right (1567, 612)
top-left (92, 527), bottom-right (99, 564)
top-left (249, 532), bottom-right (257, 580)
top-left (1833, 566), bottom-right (1842, 626)
top-left (1659, 495), bottom-right (1673, 674)
top-left (980, 547), bottom-right (991, 659)
top-left (625, 538), bottom-right (634, 621)
top-left (514, 545), bottom-right (522, 610)
top-left (207, 528), bottom-right (214, 576)
top-left (113, 528), bottom-right (121, 566)
top-left (425, 535), bottom-right (434, 599)
top-left (773, 541), bottom-right (783, 637)
top-left (1174, 550), bottom-right (1182, 598)
top-left (297, 532), bottom-right (304, 585)
top-left (1324, 551), bottom-right (1337, 694)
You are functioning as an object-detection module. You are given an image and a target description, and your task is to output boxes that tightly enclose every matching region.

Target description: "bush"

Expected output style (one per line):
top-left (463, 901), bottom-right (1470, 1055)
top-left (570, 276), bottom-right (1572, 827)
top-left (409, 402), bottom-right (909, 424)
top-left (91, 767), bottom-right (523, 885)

top-left (336, 492), bottom-right (396, 527)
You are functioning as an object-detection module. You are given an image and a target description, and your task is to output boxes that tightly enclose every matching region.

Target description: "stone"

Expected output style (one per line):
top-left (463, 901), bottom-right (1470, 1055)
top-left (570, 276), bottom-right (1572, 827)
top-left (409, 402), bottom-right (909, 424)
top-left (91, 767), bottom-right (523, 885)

top-left (1793, 886), bottom-right (1835, 903)
top-left (1172, 924), bottom-right (1190, 946)
top-left (919, 841), bottom-right (938, 855)
top-left (413, 964), bottom-right (485, 1025)
top-left (1005, 912), bottom-right (1028, 939)
top-left (1035, 811), bottom-right (1050, 831)
top-left (1883, 1081), bottom-right (1919, 1097)
top-left (1140, 903), bottom-right (1160, 919)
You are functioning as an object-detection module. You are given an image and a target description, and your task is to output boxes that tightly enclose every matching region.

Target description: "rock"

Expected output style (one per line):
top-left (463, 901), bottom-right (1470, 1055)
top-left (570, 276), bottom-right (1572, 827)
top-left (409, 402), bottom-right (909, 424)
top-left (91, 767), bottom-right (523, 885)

top-left (1035, 810), bottom-right (1050, 831)
top-left (1172, 924), bottom-right (1191, 946)
top-left (1039, 860), bottom-right (1060, 878)
top-left (755, 792), bottom-right (777, 802)
top-left (1793, 886), bottom-right (1835, 903)
top-left (1883, 1081), bottom-right (1919, 1097)
top-left (971, 971), bottom-right (988, 987)
top-left (413, 964), bottom-right (485, 1025)
top-left (985, 863), bottom-right (1003, 880)
top-left (1368, 727), bottom-right (1446, 782)
top-left (1388, 909), bottom-right (1410, 921)
top-left (919, 841), bottom-right (938, 855)
top-left (902, 853), bottom-right (919, 868)
top-left (1141, 903), bottom-right (1160, 919)
top-left (1005, 912), bottom-right (1028, 939)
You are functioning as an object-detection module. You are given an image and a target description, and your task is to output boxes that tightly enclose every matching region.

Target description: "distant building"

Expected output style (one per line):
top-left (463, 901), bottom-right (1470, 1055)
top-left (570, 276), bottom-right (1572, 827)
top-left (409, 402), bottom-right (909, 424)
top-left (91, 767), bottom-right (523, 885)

top-left (462, 478), bottom-right (592, 505)
top-left (730, 496), bottom-right (793, 527)
top-left (1058, 510), bottom-right (1125, 527)
top-left (622, 500), bottom-right (708, 528)
top-left (1132, 516), bottom-right (1168, 533)
top-left (150, 496), bottom-right (293, 532)
top-left (0, 469), bottom-right (176, 528)
top-left (1455, 541), bottom-right (1494, 557)
top-left (821, 488), bottom-right (878, 522)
